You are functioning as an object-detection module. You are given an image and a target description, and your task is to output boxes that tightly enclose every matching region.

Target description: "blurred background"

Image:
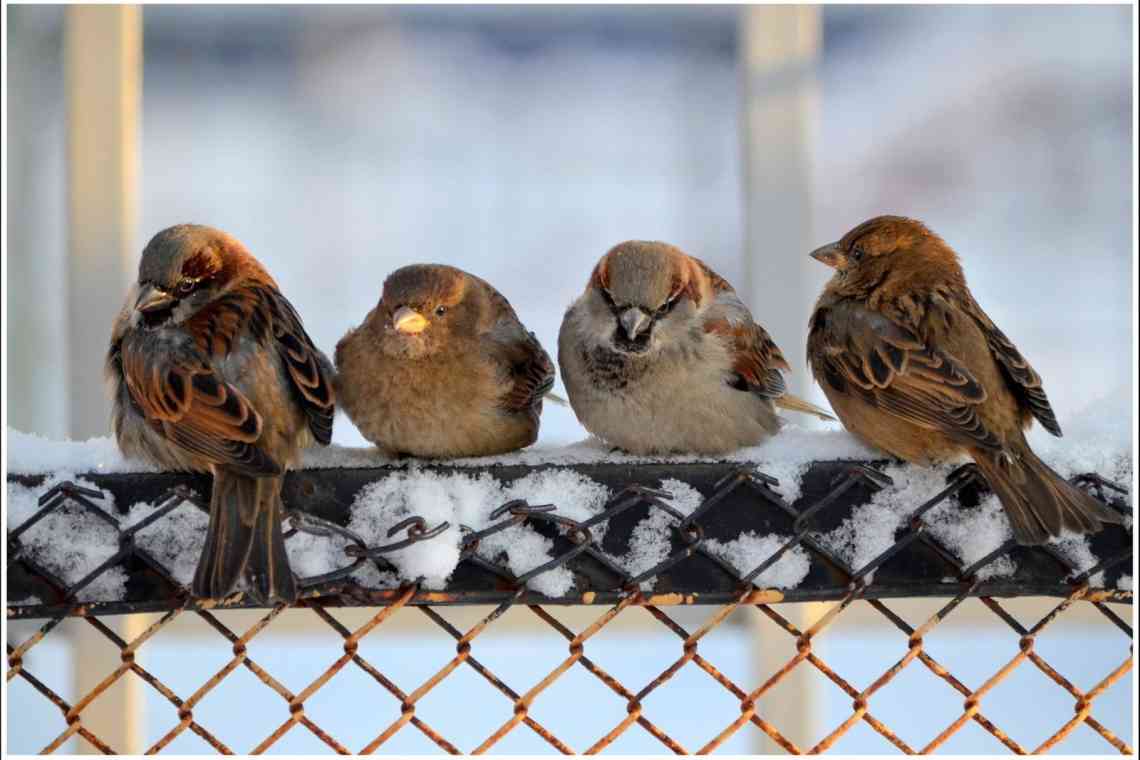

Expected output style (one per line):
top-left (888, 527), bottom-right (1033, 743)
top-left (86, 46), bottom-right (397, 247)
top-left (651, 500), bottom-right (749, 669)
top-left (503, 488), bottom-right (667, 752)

top-left (5, 4), bottom-right (1134, 755)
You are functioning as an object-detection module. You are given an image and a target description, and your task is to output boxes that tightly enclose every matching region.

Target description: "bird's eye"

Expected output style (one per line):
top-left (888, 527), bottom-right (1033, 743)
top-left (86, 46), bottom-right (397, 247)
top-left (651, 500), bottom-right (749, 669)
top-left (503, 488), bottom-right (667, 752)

top-left (657, 293), bottom-right (681, 316)
top-left (599, 288), bottom-right (617, 308)
top-left (175, 278), bottom-right (197, 296)
top-left (851, 245), bottom-right (865, 262)
top-left (435, 305), bottom-right (447, 317)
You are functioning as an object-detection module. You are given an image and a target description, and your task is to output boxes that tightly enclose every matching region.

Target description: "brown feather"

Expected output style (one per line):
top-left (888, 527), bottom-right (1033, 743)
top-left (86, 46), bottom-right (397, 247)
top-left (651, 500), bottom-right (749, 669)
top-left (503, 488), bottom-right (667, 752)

top-left (808, 215), bottom-right (1122, 543)
top-left (110, 224), bottom-right (336, 603)
top-left (704, 318), bottom-right (789, 398)
top-left (335, 264), bottom-right (549, 457)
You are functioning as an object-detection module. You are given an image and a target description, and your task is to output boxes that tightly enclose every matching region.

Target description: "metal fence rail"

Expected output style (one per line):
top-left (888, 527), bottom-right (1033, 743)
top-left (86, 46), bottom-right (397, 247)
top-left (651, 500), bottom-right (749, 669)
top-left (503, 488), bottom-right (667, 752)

top-left (6, 461), bottom-right (1134, 754)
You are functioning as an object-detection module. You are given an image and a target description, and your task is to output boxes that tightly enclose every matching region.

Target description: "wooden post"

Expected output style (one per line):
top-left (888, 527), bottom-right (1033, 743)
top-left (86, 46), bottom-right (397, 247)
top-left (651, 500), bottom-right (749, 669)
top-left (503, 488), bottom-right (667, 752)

top-left (738, 6), bottom-right (821, 403)
top-left (65, 6), bottom-right (145, 753)
top-left (65, 4), bottom-right (141, 440)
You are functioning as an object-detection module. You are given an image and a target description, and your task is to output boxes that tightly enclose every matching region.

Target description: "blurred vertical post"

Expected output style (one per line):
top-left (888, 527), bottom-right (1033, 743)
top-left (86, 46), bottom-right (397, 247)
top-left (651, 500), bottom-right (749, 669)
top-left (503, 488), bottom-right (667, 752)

top-left (738, 5), bottom-right (820, 402)
top-left (65, 4), bottom-right (141, 439)
top-left (738, 7), bottom-right (824, 753)
top-left (65, 6), bottom-right (146, 754)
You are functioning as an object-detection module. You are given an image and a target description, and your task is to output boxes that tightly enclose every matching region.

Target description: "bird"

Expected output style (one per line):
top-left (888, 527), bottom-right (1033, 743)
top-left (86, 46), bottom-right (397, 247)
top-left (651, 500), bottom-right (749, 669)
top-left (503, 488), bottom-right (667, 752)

top-left (558, 240), bottom-right (832, 455)
top-left (334, 264), bottom-right (554, 458)
top-left (107, 224), bottom-right (335, 603)
top-left (806, 215), bottom-right (1122, 545)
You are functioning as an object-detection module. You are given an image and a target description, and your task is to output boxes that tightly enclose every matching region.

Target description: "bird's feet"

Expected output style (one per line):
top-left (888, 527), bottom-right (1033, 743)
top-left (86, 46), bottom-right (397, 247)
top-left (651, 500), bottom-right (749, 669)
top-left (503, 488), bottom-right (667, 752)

top-left (946, 462), bottom-right (984, 487)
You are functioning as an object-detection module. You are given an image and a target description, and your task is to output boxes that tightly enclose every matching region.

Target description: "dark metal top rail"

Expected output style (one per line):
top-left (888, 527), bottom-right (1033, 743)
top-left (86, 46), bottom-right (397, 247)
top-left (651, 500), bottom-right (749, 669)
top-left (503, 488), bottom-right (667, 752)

top-left (6, 460), bottom-right (1133, 620)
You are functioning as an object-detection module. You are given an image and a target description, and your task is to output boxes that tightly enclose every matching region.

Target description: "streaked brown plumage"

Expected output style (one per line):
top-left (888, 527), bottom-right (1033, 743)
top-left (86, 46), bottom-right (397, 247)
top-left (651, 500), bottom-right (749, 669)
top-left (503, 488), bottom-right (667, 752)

top-left (335, 264), bottom-right (554, 458)
top-left (107, 224), bottom-right (334, 602)
top-left (806, 215), bottom-right (1122, 544)
top-left (559, 240), bottom-right (831, 455)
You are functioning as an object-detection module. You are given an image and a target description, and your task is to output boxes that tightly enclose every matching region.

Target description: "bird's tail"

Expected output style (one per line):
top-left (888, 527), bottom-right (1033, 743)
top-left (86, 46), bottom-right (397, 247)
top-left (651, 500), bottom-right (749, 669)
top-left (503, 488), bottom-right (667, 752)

top-left (775, 393), bottom-right (835, 422)
top-left (972, 442), bottom-right (1123, 545)
top-left (192, 471), bottom-right (297, 604)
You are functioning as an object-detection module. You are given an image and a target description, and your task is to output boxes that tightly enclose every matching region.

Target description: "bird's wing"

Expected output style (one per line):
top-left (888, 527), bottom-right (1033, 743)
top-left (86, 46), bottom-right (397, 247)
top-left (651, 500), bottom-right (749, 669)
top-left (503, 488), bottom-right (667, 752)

top-left (264, 289), bottom-right (337, 444)
top-left (958, 294), bottom-right (1062, 437)
top-left (469, 276), bottom-right (555, 413)
top-left (117, 328), bottom-right (282, 475)
top-left (702, 288), bottom-right (791, 400)
top-left (487, 319), bottom-right (556, 413)
top-left (189, 285), bottom-right (336, 445)
top-left (807, 299), bottom-right (1002, 450)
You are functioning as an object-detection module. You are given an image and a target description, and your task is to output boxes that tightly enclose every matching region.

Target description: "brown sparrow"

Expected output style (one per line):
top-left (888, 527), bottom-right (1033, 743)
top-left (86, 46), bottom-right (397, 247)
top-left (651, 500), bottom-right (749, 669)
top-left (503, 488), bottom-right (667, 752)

top-left (558, 240), bottom-right (831, 455)
top-left (807, 215), bottom-right (1122, 544)
top-left (107, 224), bottom-right (335, 602)
top-left (334, 264), bottom-right (554, 458)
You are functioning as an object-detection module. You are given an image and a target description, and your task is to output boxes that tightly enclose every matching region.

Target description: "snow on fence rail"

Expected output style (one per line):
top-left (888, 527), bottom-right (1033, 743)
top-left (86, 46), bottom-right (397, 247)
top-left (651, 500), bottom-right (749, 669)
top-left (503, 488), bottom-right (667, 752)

top-left (4, 431), bottom-right (1135, 753)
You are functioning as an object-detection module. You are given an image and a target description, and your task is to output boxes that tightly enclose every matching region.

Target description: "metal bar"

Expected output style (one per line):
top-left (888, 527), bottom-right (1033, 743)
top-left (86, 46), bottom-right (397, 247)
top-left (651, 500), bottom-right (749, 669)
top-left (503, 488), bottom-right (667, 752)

top-left (6, 460), bottom-right (1133, 618)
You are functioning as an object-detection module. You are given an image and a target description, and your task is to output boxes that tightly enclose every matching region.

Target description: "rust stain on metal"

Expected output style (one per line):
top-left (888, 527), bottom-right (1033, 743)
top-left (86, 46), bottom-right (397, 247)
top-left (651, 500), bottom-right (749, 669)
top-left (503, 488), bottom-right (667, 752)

top-left (642, 593), bottom-right (694, 605)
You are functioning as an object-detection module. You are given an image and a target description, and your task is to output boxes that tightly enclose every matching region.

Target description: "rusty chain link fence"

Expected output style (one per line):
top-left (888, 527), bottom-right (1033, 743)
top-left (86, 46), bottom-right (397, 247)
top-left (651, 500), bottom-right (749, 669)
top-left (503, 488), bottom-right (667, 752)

top-left (6, 460), bottom-right (1134, 754)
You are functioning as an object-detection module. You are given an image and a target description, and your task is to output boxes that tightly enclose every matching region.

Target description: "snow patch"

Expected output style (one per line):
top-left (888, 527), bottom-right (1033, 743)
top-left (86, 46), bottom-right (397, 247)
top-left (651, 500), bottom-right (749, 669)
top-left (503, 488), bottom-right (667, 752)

top-left (1050, 533), bottom-right (1106, 587)
top-left (926, 491), bottom-right (1017, 582)
top-left (7, 476), bottom-right (128, 601)
top-left (1032, 385), bottom-right (1134, 503)
top-left (124, 499), bottom-right (209, 587)
top-left (11, 424), bottom-right (875, 480)
top-left (345, 468), bottom-right (611, 596)
top-left (6, 429), bottom-right (157, 475)
top-left (609, 479), bottom-right (705, 591)
top-left (504, 468), bottom-right (611, 526)
top-left (704, 532), bottom-right (811, 589)
top-left (814, 498), bottom-right (908, 583)
top-left (281, 518), bottom-right (360, 582)
top-left (814, 461), bottom-right (1019, 583)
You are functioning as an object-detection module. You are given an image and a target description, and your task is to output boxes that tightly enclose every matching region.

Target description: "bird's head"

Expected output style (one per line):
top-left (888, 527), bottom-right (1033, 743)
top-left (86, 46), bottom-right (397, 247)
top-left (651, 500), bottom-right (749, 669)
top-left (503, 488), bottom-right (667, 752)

top-left (132, 224), bottom-right (261, 328)
top-left (583, 241), bottom-right (709, 355)
top-left (809, 215), bottom-right (964, 294)
top-left (372, 264), bottom-right (479, 359)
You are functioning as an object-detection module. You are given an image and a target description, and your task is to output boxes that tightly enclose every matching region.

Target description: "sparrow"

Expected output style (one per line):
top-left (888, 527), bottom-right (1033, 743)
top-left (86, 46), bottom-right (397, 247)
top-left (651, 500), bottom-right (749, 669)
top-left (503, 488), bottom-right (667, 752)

top-left (806, 215), bottom-right (1122, 545)
top-left (558, 240), bottom-right (832, 455)
top-left (334, 264), bottom-right (554, 458)
top-left (107, 224), bottom-right (335, 603)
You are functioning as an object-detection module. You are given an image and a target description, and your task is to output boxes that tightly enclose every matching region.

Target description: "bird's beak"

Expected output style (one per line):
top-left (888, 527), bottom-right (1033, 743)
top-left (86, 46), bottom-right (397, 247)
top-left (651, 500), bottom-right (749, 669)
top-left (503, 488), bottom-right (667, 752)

top-left (618, 307), bottom-right (650, 341)
top-left (135, 284), bottom-right (175, 313)
top-left (392, 306), bottom-right (428, 335)
top-left (809, 242), bottom-right (844, 269)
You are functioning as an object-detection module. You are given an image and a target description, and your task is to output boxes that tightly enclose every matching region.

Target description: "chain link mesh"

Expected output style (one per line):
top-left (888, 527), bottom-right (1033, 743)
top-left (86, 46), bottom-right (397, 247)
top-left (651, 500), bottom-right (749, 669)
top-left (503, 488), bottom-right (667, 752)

top-left (6, 461), bottom-right (1133, 753)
